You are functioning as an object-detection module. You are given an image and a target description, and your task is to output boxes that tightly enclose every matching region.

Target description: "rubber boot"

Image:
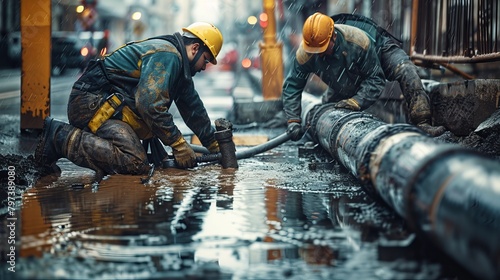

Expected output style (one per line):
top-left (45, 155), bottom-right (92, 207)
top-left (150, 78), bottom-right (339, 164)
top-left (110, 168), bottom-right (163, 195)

top-left (34, 117), bottom-right (80, 175)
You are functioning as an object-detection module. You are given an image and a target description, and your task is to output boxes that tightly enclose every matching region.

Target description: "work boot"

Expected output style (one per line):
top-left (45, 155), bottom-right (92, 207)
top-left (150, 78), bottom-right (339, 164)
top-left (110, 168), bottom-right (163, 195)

top-left (409, 93), bottom-right (446, 137)
top-left (34, 117), bottom-right (79, 174)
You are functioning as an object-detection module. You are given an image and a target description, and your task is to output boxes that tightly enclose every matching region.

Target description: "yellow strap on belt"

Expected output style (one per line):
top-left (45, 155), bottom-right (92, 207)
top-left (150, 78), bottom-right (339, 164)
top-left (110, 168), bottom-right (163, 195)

top-left (88, 94), bottom-right (122, 133)
top-left (121, 106), bottom-right (153, 139)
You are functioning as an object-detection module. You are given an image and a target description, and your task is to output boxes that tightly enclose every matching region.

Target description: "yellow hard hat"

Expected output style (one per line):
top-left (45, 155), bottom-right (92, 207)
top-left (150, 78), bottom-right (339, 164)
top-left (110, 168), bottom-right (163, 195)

top-left (182, 22), bottom-right (223, 65)
top-left (302, 12), bottom-right (334, 53)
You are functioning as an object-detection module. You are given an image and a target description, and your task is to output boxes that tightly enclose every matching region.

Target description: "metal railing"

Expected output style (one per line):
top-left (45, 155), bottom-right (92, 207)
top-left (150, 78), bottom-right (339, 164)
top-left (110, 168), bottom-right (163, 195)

top-left (411, 0), bottom-right (500, 64)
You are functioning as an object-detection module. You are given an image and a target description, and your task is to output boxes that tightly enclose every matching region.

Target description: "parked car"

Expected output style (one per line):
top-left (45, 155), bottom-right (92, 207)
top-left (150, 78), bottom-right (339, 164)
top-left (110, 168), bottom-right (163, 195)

top-left (6, 31), bottom-right (86, 76)
top-left (77, 31), bottom-right (108, 71)
top-left (51, 32), bottom-right (86, 76)
top-left (241, 45), bottom-right (261, 70)
top-left (6, 32), bottom-right (21, 67)
top-left (205, 42), bottom-right (239, 72)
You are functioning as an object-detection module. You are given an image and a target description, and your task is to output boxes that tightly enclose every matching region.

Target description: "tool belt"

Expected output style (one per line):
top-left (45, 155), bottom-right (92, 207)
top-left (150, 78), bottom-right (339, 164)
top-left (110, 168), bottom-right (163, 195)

top-left (87, 92), bottom-right (153, 139)
top-left (88, 93), bottom-right (123, 133)
top-left (78, 59), bottom-right (153, 138)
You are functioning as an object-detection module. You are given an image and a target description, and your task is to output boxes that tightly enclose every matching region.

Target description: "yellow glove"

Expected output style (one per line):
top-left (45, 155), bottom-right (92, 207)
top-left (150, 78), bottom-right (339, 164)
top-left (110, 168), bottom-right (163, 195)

top-left (170, 136), bottom-right (197, 168)
top-left (206, 140), bottom-right (220, 153)
top-left (334, 98), bottom-right (361, 111)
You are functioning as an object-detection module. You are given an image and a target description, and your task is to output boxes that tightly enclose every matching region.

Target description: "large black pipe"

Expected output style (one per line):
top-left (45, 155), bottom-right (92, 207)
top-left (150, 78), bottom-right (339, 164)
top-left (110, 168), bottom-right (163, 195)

top-left (303, 102), bottom-right (500, 280)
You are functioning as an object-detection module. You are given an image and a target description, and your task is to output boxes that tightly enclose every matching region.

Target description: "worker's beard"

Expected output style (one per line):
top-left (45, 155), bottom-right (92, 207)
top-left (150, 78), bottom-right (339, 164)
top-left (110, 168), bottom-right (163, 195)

top-left (189, 48), bottom-right (206, 76)
top-left (190, 66), bottom-right (200, 76)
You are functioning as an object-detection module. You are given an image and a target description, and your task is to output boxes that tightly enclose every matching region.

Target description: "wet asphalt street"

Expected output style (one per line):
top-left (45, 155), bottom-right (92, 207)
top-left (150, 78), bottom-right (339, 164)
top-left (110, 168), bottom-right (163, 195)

top-left (0, 67), bottom-right (479, 279)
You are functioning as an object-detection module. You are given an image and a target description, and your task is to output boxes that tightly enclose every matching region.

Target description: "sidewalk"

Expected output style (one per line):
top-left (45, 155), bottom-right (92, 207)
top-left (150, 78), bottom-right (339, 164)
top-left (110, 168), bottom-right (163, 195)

top-left (0, 67), bottom-right (20, 77)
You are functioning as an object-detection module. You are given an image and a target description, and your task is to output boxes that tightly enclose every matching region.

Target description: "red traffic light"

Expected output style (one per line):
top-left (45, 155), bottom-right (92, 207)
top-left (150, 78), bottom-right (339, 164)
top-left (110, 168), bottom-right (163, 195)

top-left (259, 12), bottom-right (268, 28)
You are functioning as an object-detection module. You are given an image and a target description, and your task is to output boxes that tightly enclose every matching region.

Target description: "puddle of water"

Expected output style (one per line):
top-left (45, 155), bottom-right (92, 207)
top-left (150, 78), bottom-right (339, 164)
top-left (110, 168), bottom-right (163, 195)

top-left (12, 145), bottom-right (465, 279)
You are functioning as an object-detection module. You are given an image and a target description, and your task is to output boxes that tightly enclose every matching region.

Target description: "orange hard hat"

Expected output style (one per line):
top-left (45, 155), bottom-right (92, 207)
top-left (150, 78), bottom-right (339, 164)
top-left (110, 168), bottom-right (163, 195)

top-left (302, 12), bottom-right (334, 53)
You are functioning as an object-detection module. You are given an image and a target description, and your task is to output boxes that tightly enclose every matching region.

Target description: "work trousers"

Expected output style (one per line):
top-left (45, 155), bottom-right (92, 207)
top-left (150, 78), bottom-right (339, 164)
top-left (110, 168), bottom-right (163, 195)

top-left (66, 87), bottom-right (150, 175)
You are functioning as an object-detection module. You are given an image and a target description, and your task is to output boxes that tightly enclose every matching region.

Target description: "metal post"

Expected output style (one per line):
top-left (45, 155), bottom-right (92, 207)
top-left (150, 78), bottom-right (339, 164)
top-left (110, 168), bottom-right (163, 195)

top-left (410, 0), bottom-right (418, 54)
top-left (259, 0), bottom-right (284, 100)
top-left (20, 0), bottom-right (51, 132)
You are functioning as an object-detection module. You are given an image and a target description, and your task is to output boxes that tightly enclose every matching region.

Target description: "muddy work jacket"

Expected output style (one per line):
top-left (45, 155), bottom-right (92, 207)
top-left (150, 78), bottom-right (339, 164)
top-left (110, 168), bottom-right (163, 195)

top-left (331, 13), bottom-right (403, 52)
top-left (331, 13), bottom-right (409, 79)
top-left (282, 25), bottom-right (386, 123)
top-left (73, 33), bottom-right (216, 148)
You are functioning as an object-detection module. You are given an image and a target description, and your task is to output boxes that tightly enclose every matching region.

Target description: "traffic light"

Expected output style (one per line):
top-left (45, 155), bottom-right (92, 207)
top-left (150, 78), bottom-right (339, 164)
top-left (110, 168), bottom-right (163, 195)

top-left (259, 12), bottom-right (268, 29)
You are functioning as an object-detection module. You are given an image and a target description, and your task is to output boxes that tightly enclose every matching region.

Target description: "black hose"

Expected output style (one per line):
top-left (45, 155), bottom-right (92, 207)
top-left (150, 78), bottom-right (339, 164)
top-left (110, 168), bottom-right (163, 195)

top-left (190, 144), bottom-right (209, 154)
top-left (235, 132), bottom-right (291, 159)
top-left (163, 132), bottom-right (292, 168)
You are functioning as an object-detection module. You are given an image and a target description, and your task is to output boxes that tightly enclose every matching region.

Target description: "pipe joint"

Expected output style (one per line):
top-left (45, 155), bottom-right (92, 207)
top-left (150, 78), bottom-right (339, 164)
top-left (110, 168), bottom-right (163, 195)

top-left (357, 124), bottom-right (423, 193)
top-left (215, 129), bottom-right (234, 142)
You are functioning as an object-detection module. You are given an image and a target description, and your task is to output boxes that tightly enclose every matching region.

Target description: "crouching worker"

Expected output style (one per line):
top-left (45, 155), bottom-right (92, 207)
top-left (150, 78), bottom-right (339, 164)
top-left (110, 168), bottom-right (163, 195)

top-left (332, 13), bottom-right (446, 136)
top-left (34, 22), bottom-right (223, 179)
top-left (284, 12), bottom-right (386, 141)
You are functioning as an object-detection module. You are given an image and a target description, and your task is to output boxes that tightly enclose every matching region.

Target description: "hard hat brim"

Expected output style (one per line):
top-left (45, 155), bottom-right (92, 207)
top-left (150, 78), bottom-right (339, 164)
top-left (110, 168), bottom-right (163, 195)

top-left (182, 24), bottom-right (222, 65)
top-left (302, 40), bottom-right (329, 54)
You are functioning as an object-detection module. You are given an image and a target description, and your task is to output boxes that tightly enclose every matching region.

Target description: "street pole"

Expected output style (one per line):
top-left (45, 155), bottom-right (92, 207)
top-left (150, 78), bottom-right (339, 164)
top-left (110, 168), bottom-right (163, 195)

top-left (20, 0), bottom-right (51, 132)
top-left (410, 0), bottom-right (419, 54)
top-left (259, 0), bottom-right (283, 100)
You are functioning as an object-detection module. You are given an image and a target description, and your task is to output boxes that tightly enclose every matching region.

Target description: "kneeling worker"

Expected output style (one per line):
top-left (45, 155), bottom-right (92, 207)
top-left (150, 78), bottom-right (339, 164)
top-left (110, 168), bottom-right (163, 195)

top-left (35, 22), bottom-right (223, 178)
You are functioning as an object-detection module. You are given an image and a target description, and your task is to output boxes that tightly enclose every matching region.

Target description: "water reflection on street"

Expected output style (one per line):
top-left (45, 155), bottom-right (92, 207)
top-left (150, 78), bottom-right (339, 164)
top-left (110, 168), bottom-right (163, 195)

top-left (18, 144), bottom-right (448, 279)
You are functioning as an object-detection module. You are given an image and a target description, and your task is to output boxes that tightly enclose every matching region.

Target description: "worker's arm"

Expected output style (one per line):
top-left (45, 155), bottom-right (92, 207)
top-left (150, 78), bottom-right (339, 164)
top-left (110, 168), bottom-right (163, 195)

top-left (349, 43), bottom-right (386, 109)
top-left (282, 46), bottom-right (314, 123)
top-left (135, 51), bottom-right (183, 146)
top-left (175, 82), bottom-right (217, 149)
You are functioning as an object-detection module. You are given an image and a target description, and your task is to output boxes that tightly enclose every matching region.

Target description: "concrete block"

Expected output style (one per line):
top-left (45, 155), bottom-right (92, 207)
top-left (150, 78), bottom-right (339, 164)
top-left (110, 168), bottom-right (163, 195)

top-left (232, 86), bottom-right (254, 102)
top-left (431, 79), bottom-right (500, 136)
top-left (231, 99), bottom-right (283, 124)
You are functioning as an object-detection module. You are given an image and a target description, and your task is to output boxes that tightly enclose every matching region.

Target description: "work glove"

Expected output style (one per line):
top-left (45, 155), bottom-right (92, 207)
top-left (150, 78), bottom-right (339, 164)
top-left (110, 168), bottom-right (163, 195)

top-left (408, 92), bottom-right (432, 125)
top-left (286, 122), bottom-right (304, 141)
top-left (206, 140), bottom-right (220, 153)
top-left (417, 123), bottom-right (447, 137)
top-left (171, 136), bottom-right (197, 169)
top-left (334, 98), bottom-right (361, 111)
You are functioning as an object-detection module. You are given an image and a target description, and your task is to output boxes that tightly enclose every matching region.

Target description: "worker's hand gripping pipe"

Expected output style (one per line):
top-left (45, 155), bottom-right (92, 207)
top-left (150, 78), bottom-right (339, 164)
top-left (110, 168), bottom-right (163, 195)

top-left (160, 118), bottom-right (292, 169)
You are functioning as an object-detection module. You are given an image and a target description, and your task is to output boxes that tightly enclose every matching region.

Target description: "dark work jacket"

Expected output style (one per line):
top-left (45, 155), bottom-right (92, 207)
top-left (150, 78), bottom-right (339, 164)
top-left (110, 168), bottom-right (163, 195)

top-left (331, 13), bottom-right (411, 82)
top-left (93, 33), bottom-right (215, 147)
top-left (331, 13), bottom-right (403, 50)
top-left (282, 25), bottom-right (386, 122)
